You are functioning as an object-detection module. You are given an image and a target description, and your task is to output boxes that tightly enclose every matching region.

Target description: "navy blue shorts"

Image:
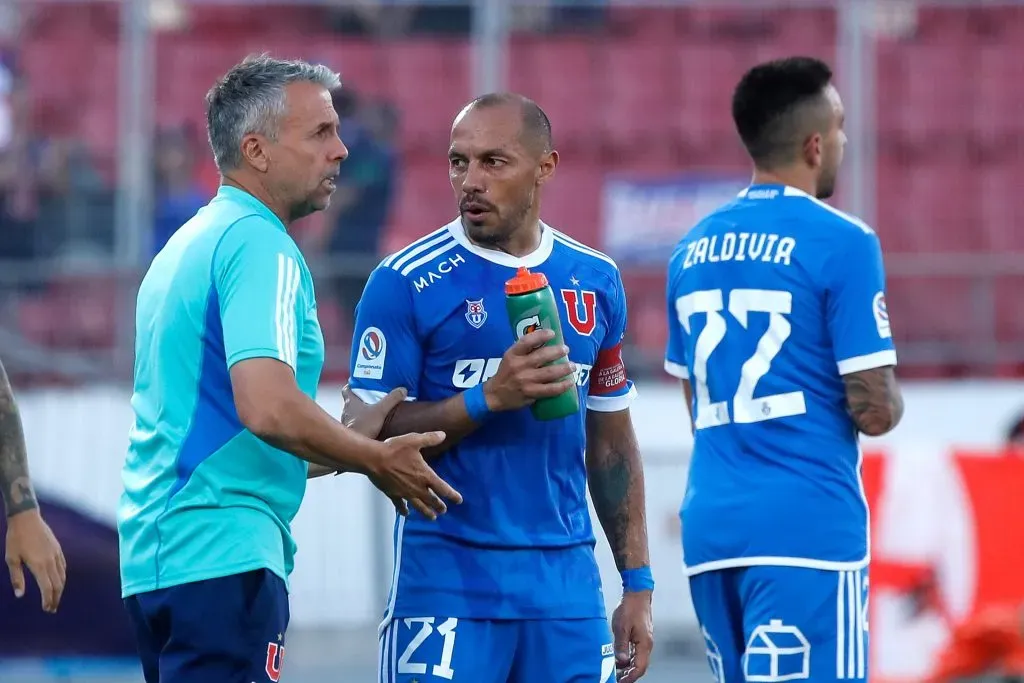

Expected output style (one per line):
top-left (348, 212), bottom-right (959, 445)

top-left (123, 569), bottom-right (290, 683)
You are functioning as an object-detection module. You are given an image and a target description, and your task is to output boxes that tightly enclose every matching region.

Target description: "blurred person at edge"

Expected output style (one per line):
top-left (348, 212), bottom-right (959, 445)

top-left (117, 54), bottom-right (460, 683)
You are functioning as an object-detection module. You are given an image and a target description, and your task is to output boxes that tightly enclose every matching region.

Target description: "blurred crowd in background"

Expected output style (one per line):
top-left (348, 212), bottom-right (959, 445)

top-left (0, 0), bottom-right (1020, 386)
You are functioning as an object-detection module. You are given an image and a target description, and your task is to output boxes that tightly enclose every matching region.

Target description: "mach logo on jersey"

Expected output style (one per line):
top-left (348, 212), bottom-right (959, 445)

top-left (453, 358), bottom-right (592, 388)
top-left (560, 289), bottom-right (597, 336)
top-left (411, 254), bottom-right (467, 293)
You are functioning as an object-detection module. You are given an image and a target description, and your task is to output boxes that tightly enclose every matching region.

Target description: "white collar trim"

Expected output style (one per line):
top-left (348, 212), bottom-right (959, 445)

top-left (445, 217), bottom-right (554, 268)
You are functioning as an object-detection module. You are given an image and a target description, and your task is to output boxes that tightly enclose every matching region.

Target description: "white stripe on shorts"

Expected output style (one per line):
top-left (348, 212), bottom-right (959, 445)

top-left (835, 569), bottom-right (867, 680)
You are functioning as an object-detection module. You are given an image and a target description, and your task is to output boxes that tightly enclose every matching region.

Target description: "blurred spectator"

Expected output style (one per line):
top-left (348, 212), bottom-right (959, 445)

top-left (152, 126), bottom-right (208, 255)
top-left (303, 90), bottom-right (397, 323)
top-left (1007, 413), bottom-right (1024, 448)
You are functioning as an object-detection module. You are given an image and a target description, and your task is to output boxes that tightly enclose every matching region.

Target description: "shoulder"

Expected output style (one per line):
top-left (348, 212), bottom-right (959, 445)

top-left (364, 222), bottom-right (464, 297)
top-left (211, 215), bottom-right (304, 282)
top-left (783, 189), bottom-right (878, 242)
top-left (546, 225), bottom-right (622, 291)
top-left (372, 221), bottom-right (465, 283)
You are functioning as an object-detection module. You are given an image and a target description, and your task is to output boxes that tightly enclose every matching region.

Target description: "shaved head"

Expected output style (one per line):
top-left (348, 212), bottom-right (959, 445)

top-left (460, 92), bottom-right (553, 156)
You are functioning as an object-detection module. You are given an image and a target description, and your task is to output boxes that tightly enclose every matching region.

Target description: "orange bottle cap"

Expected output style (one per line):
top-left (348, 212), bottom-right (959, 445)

top-left (505, 266), bottom-right (549, 295)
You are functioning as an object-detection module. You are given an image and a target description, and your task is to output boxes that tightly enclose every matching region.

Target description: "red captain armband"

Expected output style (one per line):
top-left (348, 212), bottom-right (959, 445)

top-left (590, 343), bottom-right (628, 396)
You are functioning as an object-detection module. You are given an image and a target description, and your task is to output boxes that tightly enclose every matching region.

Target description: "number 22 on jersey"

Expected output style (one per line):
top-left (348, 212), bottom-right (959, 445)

top-left (675, 288), bottom-right (806, 430)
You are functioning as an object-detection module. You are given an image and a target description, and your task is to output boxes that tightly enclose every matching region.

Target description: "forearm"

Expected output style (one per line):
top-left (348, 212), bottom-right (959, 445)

top-left (0, 361), bottom-right (38, 518)
top-left (250, 390), bottom-right (382, 474)
top-left (380, 392), bottom-right (480, 460)
top-left (585, 411), bottom-right (650, 572)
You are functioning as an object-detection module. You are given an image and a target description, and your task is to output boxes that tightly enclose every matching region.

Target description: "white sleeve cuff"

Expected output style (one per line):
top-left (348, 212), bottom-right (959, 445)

top-left (586, 384), bottom-right (638, 412)
top-left (836, 350), bottom-right (898, 375)
top-left (664, 359), bottom-right (689, 379)
top-left (351, 388), bottom-right (417, 405)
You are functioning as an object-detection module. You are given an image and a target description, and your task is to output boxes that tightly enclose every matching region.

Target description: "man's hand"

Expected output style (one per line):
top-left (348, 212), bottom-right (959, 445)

top-left (367, 431), bottom-right (463, 520)
top-left (612, 591), bottom-right (654, 683)
top-left (341, 385), bottom-right (405, 440)
top-left (483, 329), bottom-right (577, 413)
top-left (5, 509), bottom-right (66, 613)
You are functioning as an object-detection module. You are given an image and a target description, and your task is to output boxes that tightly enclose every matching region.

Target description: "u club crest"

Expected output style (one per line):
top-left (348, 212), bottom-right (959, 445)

top-left (465, 299), bottom-right (488, 329)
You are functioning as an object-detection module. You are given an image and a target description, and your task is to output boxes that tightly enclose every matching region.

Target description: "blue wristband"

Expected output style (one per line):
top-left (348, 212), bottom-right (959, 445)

top-left (463, 383), bottom-right (492, 423)
top-left (621, 566), bottom-right (655, 593)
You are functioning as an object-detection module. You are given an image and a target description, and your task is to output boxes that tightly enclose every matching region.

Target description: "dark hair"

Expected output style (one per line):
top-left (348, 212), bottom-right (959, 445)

top-left (731, 56), bottom-right (834, 169)
top-left (465, 92), bottom-right (553, 153)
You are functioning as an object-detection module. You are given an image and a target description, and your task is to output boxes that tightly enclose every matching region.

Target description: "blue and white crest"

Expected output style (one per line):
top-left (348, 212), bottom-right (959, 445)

top-left (465, 298), bottom-right (487, 329)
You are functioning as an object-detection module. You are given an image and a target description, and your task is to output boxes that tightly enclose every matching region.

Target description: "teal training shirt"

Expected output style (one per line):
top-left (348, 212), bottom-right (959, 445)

top-left (118, 185), bottom-right (325, 598)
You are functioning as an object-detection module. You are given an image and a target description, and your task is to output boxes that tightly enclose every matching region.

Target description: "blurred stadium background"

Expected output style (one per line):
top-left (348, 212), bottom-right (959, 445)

top-left (0, 0), bottom-right (1022, 681)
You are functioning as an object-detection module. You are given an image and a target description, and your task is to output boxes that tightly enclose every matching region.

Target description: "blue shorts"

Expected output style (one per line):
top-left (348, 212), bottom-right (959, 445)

top-left (378, 616), bottom-right (615, 683)
top-left (123, 569), bottom-right (290, 683)
top-left (689, 566), bottom-right (869, 683)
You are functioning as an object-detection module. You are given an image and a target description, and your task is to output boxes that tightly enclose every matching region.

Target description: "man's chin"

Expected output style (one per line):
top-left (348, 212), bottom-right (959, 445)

top-left (462, 215), bottom-right (500, 244)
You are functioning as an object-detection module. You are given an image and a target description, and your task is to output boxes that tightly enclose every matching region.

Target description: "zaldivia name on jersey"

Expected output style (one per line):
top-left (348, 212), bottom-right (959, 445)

top-left (682, 232), bottom-right (797, 270)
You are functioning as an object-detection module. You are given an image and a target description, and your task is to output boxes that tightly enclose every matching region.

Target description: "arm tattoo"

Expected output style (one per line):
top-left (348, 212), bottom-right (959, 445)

top-left (0, 359), bottom-right (37, 517)
top-left (843, 366), bottom-right (904, 437)
top-left (585, 410), bottom-right (650, 571)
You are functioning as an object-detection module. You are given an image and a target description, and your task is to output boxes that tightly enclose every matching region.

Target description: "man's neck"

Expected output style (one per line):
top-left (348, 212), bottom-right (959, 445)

top-left (222, 174), bottom-right (291, 227)
top-left (466, 217), bottom-right (543, 258)
top-left (750, 167), bottom-right (816, 198)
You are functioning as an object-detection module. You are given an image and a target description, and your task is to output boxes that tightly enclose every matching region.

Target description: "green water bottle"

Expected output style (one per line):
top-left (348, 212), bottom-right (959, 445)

top-left (504, 266), bottom-right (580, 421)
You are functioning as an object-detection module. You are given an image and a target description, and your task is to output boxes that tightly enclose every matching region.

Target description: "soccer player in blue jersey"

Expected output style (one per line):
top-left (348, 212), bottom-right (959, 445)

top-left (664, 57), bottom-right (905, 683)
top-left (344, 92), bottom-right (655, 683)
top-left (117, 55), bottom-right (460, 683)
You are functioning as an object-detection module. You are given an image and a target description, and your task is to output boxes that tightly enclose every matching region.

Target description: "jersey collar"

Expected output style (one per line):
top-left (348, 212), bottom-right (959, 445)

top-left (445, 217), bottom-right (554, 268)
top-left (214, 185), bottom-right (288, 231)
top-left (737, 184), bottom-right (810, 199)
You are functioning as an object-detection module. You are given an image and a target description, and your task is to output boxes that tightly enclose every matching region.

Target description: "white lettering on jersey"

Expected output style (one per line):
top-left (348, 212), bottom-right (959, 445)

top-left (452, 358), bottom-right (592, 389)
top-left (872, 291), bottom-right (891, 339)
top-left (412, 254), bottom-right (467, 292)
top-left (683, 233), bottom-right (796, 269)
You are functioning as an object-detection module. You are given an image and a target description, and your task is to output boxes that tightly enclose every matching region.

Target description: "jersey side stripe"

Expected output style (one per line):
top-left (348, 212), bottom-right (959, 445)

top-left (399, 239), bottom-right (459, 277)
top-left (383, 227), bottom-right (450, 270)
top-left (552, 232), bottom-right (618, 269)
top-left (275, 253), bottom-right (300, 368)
top-left (378, 515), bottom-right (406, 635)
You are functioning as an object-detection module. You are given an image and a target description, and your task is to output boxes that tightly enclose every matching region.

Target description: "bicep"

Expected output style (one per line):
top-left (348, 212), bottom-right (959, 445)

top-left (841, 365), bottom-right (904, 437)
top-left (229, 357), bottom-right (301, 431)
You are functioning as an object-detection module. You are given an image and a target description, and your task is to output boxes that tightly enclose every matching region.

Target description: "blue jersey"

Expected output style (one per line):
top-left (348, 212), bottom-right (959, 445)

top-left (350, 219), bottom-right (636, 621)
top-left (118, 185), bottom-right (325, 597)
top-left (664, 184), bottom-right (897, 576)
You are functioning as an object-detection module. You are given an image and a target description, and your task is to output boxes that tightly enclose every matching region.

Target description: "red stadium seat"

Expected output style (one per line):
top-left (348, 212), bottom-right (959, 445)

top-left (508, 38), bottom-right (602, 153)
top-left (599, 39), bottom-right (679, 164)
top-left (381, 40), bottom-right (471, 156)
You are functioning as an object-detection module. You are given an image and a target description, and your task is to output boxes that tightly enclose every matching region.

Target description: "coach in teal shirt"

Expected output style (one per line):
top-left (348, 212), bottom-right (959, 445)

top-left (116, 55), bottom-right (459, 683)
top-left (119, 184), bottom-right (321, 594)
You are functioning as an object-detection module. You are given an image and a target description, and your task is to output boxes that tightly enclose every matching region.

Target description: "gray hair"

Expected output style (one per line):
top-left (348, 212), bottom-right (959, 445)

top-left (205, 53), bottom-right (341, 172)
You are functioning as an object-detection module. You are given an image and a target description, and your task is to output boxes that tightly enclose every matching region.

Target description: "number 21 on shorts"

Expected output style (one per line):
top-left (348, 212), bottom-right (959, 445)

top-left (676, 288), bottom-right (807, 429)
top-left (397, 617), bottom-right (458, 680)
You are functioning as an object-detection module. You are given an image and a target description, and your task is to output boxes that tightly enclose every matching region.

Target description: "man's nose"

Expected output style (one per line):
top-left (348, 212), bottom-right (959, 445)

top-left (461, 161), bottom-right (485, 194)
top-left (333, 138), bottom-right (349, 163)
